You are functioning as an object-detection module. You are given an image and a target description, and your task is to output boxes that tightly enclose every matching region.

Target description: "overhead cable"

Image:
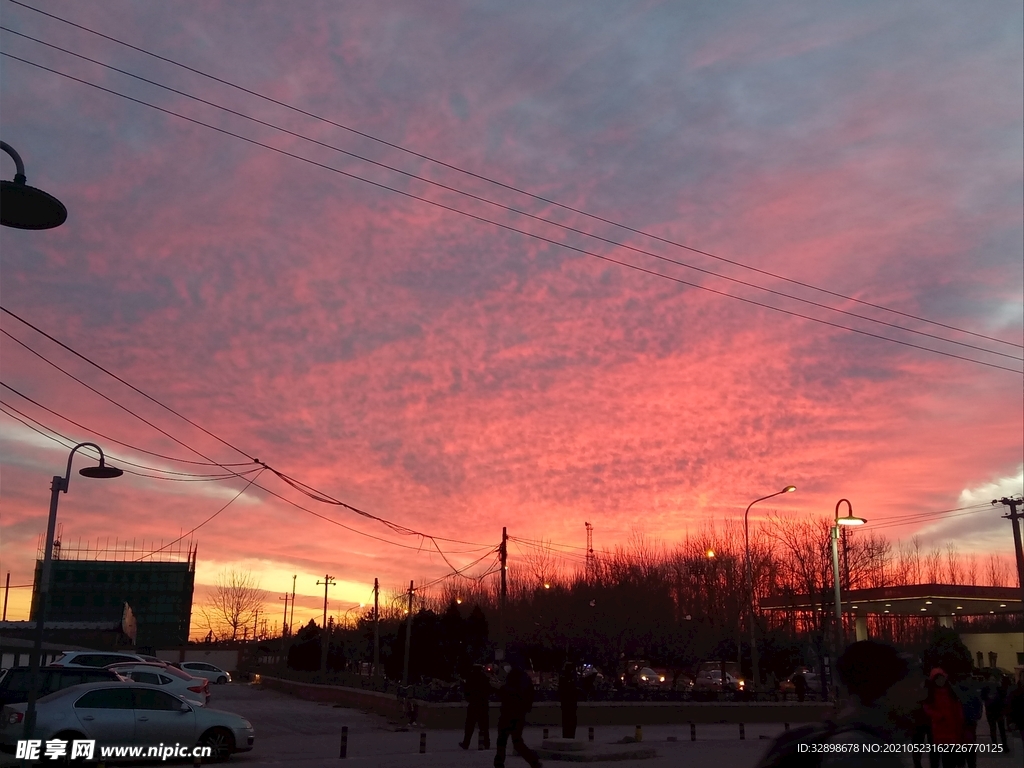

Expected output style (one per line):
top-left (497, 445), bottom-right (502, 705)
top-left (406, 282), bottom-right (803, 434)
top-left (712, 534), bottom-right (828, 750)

top-left (4, 0), bottom-right (1019, 351)
top-left (0, 54), bottom-right (1020, 375)
top-left (0, 26), bottom-right (1018, 362)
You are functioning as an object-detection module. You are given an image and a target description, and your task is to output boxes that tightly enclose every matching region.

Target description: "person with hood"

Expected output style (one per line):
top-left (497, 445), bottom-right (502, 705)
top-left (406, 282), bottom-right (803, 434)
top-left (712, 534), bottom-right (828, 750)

top-left (459, 664), bottom-right (494, 751)
top-left (558, 662), bottom-right (579, 739)
top-left (494, 661), bottom-right (542, 768)
top-left (922, 668), bottom-right (964, 768)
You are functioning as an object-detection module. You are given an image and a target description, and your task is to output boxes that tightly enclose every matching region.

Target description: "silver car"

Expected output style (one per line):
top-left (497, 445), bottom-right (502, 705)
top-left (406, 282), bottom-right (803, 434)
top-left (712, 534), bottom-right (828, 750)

top-left (106, 663), bottom-right (210, 707)
top-left (0, 681), bottom-right (254, 761)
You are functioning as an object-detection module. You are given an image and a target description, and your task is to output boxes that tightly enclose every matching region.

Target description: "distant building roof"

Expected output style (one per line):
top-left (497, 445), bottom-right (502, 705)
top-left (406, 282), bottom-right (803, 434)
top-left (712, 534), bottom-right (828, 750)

top-left (760, 583), bottom-right (1021, 617)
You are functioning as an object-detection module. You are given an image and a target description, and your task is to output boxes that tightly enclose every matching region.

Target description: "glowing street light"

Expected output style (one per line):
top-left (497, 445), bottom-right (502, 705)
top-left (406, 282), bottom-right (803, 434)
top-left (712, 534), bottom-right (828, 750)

top-left (1, 141), bottom-right (67, 230)
top-left (831, 499), bottom-right (867, 676)
top-left (744, 485), bottom-right (796, 693)
top-left (24, 443), bottom-right (122, 739)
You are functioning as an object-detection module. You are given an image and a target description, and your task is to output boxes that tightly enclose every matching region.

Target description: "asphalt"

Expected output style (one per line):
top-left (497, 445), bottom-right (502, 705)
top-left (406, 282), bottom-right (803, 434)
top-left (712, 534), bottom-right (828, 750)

top-left (1, 683), bottom-right (1021, 767)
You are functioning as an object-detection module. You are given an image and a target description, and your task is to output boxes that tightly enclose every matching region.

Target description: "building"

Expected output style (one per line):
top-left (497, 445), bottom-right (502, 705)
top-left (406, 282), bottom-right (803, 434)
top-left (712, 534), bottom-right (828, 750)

top-left (29, 538), bottom-right (196, 650)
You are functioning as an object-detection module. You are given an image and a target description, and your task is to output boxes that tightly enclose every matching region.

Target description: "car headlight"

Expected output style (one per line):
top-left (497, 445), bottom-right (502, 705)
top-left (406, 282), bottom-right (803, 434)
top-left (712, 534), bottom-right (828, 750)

top-left (242, 720), bottom-right (253, 730)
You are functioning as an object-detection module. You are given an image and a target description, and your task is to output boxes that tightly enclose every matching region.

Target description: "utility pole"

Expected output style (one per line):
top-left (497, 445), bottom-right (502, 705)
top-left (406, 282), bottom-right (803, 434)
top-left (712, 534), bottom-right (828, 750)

top-left (373, 578), bottom-right (380, 679)
top-left (317, 574), bottom-right (336, 629)
top-left (2, 572), bottom-right (9, 621)
top-left (253, 608), bottom-right (260, 641)
top-left (290, 575), bottom-right (296, 634)
top-left (993, 496), bottom-right (1024, 606)
top-left (279, 593), bottom-right (290, 637)
top-left (499, 527), bottom-right (508, 661)
top-left (402, 581), bottom-right (414, 685)
top-left (585, 522), bottom-right (595, 583)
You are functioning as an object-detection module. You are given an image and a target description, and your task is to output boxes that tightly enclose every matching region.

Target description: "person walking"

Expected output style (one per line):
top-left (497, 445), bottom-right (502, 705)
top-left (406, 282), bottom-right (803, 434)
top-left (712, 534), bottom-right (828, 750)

top-left (922, 668), bottom-right (964, 768)
top-left (459, 664), bottom-right (493, 751)
top-left (982, 676), bottom-right (1009, 751)
top-left (494, 661), bottom-right (542, 768)
top-left (558, 662), bottom-right (579, 739)
top-left (793, 671), bottom-right (808, 703)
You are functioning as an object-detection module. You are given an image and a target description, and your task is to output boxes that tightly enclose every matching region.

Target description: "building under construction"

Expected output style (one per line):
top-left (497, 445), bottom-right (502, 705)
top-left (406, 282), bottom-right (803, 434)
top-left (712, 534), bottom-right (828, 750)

top-left (30, 533), bottom-right (196, 650)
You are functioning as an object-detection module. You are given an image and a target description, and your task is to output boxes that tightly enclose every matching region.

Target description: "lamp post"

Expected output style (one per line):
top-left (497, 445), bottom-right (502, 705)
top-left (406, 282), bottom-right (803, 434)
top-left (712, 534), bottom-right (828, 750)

top-left (24, 442), bottom-right (122, 739)
top-left (744, 485), bottom-right (796, 694)
top-left (831, 499), bottom-right (865, 687)
top-left (1, 141), bottom-right (67, 229)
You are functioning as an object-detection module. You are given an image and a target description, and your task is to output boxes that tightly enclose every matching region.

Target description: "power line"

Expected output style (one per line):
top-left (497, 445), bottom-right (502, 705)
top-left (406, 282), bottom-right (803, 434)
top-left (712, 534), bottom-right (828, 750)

top-left (0, 326), bottom-right (252, 475)
top-left (1, 312), bottom-right (494, 548)
top-left (5, 0), bottom-right (1019, 351)
top-left (0, 380), bottom-right (254, 468)
top-left (1, 26), bottom-right (1018, 363)
top-left (134, 468), bottom-right (264, 560)
top-left (1, 54), bottom-right (1020, 376)
top-left (0, 403), bottom-right (260, 481)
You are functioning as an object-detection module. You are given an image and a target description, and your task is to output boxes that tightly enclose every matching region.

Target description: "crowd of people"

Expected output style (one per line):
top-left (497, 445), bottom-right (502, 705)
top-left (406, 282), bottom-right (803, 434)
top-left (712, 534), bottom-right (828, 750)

top-left (456, 642), bottom-right (1023, 768)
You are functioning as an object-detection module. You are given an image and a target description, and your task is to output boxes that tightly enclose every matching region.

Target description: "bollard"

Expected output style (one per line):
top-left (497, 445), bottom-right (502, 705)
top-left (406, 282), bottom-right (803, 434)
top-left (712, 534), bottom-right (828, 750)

top-left (419, 732), bottom-right (426, 754)
top-left (340, 725), bottom-right (348, 758)
top-left (635, 725), bottom-right (642, 742)
top-left (543, 728), bottom-right (549, 739)
top-left (690, 722), bottom-right (696, 741)
top-left (784, 722), bottom-right (790, 731)
top-left (739, 723), bottom-right (745, 740)
top-left (588, 726), bottom-right (594, 742)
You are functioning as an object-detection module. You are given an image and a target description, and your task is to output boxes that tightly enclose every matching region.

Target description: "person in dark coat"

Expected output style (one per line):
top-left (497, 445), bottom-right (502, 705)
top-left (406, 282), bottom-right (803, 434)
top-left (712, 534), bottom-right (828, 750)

top-left (459, 664), bottom-right (493, 750)
top-left (982, 676), bottom-right (1009, 750)
top-left (793, 671), bottom-right (808, 703)
top-left (558, 663), bottom-right (579, 739)
top-left (494, 663), bottom-right (542, 768)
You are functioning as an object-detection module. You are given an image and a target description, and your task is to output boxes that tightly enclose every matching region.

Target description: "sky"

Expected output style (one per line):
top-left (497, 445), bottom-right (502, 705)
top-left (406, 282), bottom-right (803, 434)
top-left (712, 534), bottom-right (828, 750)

top-left (1, 1), bottom-right (1021, 636)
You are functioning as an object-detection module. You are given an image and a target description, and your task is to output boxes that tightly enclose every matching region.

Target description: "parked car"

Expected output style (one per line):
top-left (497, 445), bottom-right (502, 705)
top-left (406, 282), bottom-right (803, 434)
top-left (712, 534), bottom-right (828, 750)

top-left (0, 666), bottom-right (124, 706)
top-left (635, 667), bottom-right (665, 688)
top-left (50, 651), bottom-right (147, 668)
top-left (779, 670), bottom-right (824, 696)
top-left (692, 670), bottom-right (743, 692)
top-left (173, 662), bottom-right (231, 685)
top-left (0, 681), bottom-right (254, 761)
top-left (107, 663), bottom-right (210, 706)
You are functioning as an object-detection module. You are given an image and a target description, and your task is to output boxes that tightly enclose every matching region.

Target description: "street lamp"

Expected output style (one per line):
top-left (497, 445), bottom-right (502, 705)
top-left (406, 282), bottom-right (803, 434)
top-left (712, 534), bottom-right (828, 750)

top-left (24, 442), bottom-right (122, 739)
top-left (1, 141), bottom-right (67, 229)
top-left (831, 499), bottom-right (865, 667)
top-left (744, 485), bottom-right (796, 694)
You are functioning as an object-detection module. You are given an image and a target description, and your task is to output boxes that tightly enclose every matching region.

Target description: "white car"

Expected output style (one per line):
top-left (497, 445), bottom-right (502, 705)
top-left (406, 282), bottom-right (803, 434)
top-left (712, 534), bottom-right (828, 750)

top-left (106, 663), bottom-right (210, 706)
top-left (50, 651), bottom-right (148, 668)
top-left (0, 681), bottom-right (254, 761)
top-left (175, 662), bottom-right (231, 685)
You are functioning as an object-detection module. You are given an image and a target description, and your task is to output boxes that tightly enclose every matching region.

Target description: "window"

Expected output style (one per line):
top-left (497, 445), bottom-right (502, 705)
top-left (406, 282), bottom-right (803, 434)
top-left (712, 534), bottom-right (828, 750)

top-left (75, 688), bottom-right (133, 709)
top-left (130, 672), bottom-right (161, 685)
top-left (133, 688), bottom-right (183, 711)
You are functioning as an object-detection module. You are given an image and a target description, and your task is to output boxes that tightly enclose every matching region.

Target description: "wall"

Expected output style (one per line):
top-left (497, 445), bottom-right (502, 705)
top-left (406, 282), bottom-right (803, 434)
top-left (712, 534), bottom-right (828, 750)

top-left (258, 676), bottom-right (834, 730)
top-left (960, 632), bottom-right (1024, 670)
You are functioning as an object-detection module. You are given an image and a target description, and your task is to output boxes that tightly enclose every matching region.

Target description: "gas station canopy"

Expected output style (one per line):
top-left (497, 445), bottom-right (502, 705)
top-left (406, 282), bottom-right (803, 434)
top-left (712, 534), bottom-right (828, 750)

top-left (761, 583), bottom-right (1021, 617)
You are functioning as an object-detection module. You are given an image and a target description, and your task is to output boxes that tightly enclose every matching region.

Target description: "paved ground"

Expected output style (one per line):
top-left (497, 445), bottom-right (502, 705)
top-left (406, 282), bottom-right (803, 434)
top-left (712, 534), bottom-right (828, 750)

top-left (2, 683), bottom-right (1021, 767)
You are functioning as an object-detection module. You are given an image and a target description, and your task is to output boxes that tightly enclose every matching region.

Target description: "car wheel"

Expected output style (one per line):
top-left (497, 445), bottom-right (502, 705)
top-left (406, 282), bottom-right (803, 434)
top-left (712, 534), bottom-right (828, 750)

top-left (52, 731), bottom-right (89, 766)
top-left (217, 675), bottom-right (228, 684)
top-left (199, 727), bottom-right (235, 762)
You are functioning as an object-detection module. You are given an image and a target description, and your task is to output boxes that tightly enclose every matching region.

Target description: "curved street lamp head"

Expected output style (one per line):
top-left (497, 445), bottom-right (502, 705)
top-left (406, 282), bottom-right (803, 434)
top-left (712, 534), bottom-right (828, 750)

top-left (79, 460), bottom-right (123, 479)
top-left (1, 142), bottom-right (67, 230)
top-left (834, 498), bottom-right (866, 526)
top-left (783, 485), bottom-right (796, 493)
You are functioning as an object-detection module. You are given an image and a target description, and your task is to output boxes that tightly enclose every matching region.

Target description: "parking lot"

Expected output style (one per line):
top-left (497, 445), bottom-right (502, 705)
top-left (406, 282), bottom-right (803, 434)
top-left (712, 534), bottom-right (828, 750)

top-left (2, 682), bottom-right (1020, 767)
